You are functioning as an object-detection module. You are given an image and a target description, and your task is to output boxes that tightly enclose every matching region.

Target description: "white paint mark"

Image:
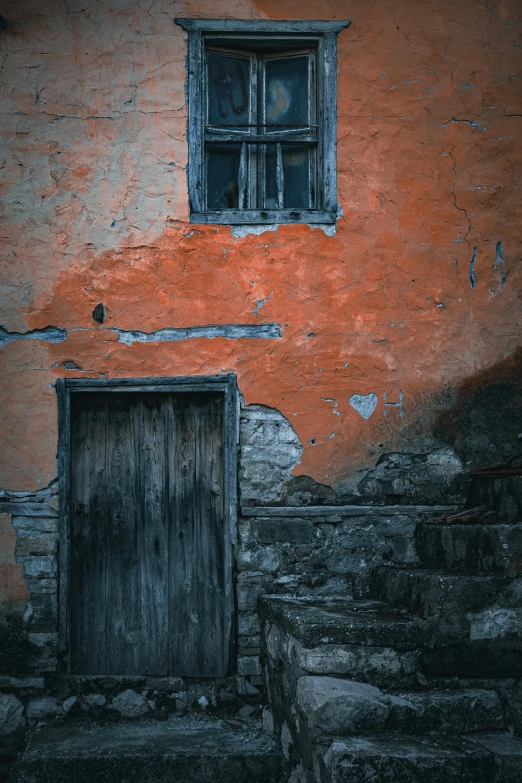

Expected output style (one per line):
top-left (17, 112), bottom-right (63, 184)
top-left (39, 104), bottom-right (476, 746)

top-left (322, 398), bottom-right (341, 416)
top-left (383, 390), bottom-right (404, 418)
top-left (349, 393), bottom-right (378, 420)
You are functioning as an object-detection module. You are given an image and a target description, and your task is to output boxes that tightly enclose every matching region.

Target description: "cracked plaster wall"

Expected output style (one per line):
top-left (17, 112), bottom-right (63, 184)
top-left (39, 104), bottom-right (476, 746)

top-left (0, 0), bottom-right (521, 507)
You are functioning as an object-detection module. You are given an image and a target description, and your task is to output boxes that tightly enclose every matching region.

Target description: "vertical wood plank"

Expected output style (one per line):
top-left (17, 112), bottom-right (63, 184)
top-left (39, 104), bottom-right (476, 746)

top-left (168, 397), bottom-right (199, 675)
top-left (57, 379), bottom-right (71, 666)
top-left (195, 394), bottom-right (225, 676)
top-left (322, 32), bottom-right (338, 212)
top-left (188, 30), bottom-right (203, 212)
top-left (70, 395), bottom-right (107, 673)
top-left (104, 395), bottom-right (140, 674)
top-left (138, 396), bottom-right (169, 675)
top-left (276, 143), bottom-right (284, 209)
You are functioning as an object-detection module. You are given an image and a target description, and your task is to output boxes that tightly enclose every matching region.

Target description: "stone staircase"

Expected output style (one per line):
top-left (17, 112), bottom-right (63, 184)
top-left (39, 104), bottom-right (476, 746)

top-left (4, 518), bottom-right (522, 782)
top-left (260, 520), bottom-right (522, 782)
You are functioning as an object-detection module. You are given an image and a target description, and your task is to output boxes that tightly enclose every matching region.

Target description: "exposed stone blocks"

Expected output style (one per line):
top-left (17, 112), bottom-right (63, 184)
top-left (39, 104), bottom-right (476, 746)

top-left (239, 405), bottom-right (303, 506)
top-left (235, 505), bottom-right (449, 673)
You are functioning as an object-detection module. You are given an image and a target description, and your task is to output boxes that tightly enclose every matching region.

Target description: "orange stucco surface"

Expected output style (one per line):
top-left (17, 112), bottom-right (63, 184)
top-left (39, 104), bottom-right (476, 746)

top-left (0, 0), bottom-right (521, 498)
top-left (0, 514), bottom-right (30, 614)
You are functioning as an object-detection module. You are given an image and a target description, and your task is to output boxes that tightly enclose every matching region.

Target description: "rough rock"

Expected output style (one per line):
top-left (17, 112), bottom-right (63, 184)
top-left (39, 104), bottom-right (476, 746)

top-left (83, 693), bottom-right (107, 707)
top-left (27, 697), bottom-right (62, 723)
top-left (109, 689), bottom-right (151, 719)
top-left (296, 676), bottom-right (389, 735)
top-left (322, 735), bottom-right (494, 783)
top-left (385, 689), bottom-right (503, 734)
top-left (146, 677), bottom-right (185, 693)
top-left (62, 696), bottom-right (77, 713)
top-left (0, 693), bottom-right (25, 735)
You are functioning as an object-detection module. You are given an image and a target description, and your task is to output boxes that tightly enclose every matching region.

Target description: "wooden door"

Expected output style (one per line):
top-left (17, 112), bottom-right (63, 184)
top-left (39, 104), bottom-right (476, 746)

top-left (68, 391), bottom-right (227, 676)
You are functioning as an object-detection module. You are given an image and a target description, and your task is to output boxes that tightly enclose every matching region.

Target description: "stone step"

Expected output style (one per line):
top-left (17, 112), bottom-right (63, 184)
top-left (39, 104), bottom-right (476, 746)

top-left (319, 732), bottom-right (522, 783)
top-left (295, 676), bottom-right (504, 739)
top-left (259, 595), bottom-right (433, 651)
top-left (15, 715), bottom-right (284, 783)
top-left (416, 523), bottom-right (522, 576)
top-left (421, 638), bottom-right (522, 679)
top-left (371, 566), bottom-right (512, 621)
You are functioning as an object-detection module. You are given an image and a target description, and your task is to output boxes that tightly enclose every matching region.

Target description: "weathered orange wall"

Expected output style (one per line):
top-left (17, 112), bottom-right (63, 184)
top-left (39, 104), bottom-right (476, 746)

top-left (0, 514), bottom-right (30, 615)
top-left (0, 0), bottom-right (521, 501)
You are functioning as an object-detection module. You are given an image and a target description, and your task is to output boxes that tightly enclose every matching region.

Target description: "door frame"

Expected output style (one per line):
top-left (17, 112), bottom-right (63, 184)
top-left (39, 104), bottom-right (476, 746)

top-left (56, 374), bottom-right (239, 674)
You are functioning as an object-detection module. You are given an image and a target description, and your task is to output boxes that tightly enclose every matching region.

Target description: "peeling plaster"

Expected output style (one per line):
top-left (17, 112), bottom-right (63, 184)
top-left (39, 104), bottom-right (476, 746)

top-left (112, 323), bottom-right (282, 345)
top-left (231, 225), bottom-right (278, 240)
top-left (0, 327), bottom-right (67, 348)
top-left (0, 0), bottom-right (521, 497)
top-left (253, 291), bottom-right (273, 317)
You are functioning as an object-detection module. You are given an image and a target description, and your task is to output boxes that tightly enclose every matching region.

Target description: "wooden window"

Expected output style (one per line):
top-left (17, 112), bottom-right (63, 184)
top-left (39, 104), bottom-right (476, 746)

top-left (176, 19), bottom-right (350, 225)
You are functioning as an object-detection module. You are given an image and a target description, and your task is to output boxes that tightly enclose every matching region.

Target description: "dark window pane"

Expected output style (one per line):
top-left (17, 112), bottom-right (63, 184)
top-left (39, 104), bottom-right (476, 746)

top-left (207, 52), bottom-right (250, 126)
top-left (283, 145), bottom-right (310, 208)
top-left (207, 144), bottom-right (241, 209)
top-left (265, 146), bottom-right (278, 208)
top-left (264, 56), bottom-right (309, 127)
top-left (264, 144), bottom-right (311, 209)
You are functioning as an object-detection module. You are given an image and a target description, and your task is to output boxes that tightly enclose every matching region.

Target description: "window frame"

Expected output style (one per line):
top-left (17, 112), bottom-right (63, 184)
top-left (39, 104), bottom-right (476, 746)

top-left (175, 18), bottom-right (350, 225)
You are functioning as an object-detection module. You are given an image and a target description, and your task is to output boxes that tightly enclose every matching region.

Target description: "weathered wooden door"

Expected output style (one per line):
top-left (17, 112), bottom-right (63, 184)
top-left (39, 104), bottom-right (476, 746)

top-left (68, 391), bottom-right (228, 676)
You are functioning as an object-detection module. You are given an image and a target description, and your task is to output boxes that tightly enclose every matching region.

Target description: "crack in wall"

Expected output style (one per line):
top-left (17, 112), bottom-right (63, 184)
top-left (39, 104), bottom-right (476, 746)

top-left (112, 323), bottom-right (282, 345)
top-left (448, 148), bottom-right (472, 242)
top-left (469, 246), bottom-right (478, 288)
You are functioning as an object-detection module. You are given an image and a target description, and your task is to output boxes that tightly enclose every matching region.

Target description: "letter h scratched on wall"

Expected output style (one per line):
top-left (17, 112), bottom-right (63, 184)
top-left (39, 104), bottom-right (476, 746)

top-left (383, 390), bottom-right (404, 418)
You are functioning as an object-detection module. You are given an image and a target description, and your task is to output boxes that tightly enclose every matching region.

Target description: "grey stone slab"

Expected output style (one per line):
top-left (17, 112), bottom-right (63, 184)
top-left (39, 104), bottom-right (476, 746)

top-left (109, 689), bottom-right (151, 719)
top-left (240, 505), bottom-right (458, 517)
top-left (416, 523), bottom-right (522, 576)
top-left (11, 516), bottom-right (58, 534)
top-left (386, 688), bottom-right (504, 734)
top-left (237, 547), bottom-right (281, 573)
top-left (469, 733), bottom-right (522, 783)
top-left (145, 677), bottom-right (185, 693)
top-left (27, 697), bottom-right (62, 722)
top-left (371, 566), bottom-right (510, 622)
top-left (16, 535), bottom-right (58, 556)
top-left (237, 656), bottom-right (262, 676)
top-left (296, 676), bottom-right (389, 736)
top-left (0, 677), bottom-right (45, 690)
top-left (293, 641), bottom-right (419, 688)
top-left (422, 638), bottom-right (522, 679)
top-left (18, 715), bottom-right (283, 783)
top-left (258, 595), bottom-right (434, 650)
top-left (19, 556), bottom-right (58, 579)
top-left (239, 518), bottom-right (314, 544)
top-left (24, 578), bottom-right (57, 595)
top-left (0, 693), bottom-right (25, 735)
top-left (322, 734), bottom-right (494, 783)
top-left (1, 503), bottom-right (58, 518)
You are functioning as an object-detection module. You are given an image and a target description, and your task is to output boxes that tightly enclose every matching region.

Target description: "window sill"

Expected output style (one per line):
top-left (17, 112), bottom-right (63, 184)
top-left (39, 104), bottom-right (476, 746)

top-left (190, 208), bottom-right (337, 225)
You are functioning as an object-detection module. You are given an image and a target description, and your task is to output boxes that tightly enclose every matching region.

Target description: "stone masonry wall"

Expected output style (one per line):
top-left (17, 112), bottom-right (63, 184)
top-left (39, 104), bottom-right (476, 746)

top-left (0, 484), bottom-right (60, 674)
top-left (235, 505), bottom-right (456, 682)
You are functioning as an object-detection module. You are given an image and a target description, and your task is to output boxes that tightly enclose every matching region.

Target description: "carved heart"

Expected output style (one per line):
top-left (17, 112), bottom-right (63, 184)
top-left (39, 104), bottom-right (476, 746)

top-left (349, 393), bottom-right (378, 420)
